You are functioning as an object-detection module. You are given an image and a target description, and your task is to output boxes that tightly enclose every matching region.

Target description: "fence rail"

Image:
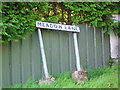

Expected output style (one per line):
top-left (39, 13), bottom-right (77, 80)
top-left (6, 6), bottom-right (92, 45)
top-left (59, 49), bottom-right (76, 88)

top-left (2, 24), bottom-right (110, 87)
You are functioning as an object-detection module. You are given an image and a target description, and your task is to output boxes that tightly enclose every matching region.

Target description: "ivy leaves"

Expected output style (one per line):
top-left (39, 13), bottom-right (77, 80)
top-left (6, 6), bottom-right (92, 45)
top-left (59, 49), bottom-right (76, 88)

top-left (63, 2), bottom-right (119, 36)
top-left (1, 2), bottom-right (120, 43)
top-left (1, 2), bottom-right (50, 42)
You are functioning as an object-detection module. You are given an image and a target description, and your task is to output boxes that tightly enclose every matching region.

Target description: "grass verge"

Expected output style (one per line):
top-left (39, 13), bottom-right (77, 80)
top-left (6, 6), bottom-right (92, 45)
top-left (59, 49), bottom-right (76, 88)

top-left (12, 66), bottom-right (118, 88)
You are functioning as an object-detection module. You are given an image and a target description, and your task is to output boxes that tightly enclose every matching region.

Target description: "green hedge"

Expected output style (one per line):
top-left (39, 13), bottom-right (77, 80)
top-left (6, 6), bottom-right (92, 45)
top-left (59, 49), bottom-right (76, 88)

top-left (1, 2), bottom-right (120, 43)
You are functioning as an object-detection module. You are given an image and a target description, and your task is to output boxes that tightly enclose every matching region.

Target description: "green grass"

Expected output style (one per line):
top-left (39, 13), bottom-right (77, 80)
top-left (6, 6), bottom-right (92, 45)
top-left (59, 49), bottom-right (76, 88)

top-left (12, 66), bottom-right (118, 88)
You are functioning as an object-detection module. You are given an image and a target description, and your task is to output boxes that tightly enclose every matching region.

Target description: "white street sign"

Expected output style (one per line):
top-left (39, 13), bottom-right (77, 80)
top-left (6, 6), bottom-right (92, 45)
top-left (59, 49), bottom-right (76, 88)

top-left (36, 21), bottom-right (80, 32)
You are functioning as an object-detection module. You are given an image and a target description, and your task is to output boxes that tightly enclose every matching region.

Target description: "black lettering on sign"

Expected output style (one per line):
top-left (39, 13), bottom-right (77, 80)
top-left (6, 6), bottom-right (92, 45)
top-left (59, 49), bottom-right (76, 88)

top-left (46, 23), bottom-right (49, 27)
top-left (49, 24), bottom-right (53, 28)
top-left (71, 27), bottom-right (77, 30)
top-left (54, 24), bottom-right (57, 28)
top-left (64, 26), bottom-right (67, 29)
top-left (36, 21), bottom-right (80, 32)
top-left (68, 26), bottom-right (71, 30)
top-left (42, 22), bottom-right (45, 27)
top-left (37, 22), bottom-right (41, 26)
top-left (58, 25), bottom-right (62, 29)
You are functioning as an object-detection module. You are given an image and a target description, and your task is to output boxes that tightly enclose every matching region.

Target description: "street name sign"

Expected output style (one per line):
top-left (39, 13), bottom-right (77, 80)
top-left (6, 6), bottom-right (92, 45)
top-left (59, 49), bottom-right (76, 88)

top-left (36, 21), bottom-right (80, 32)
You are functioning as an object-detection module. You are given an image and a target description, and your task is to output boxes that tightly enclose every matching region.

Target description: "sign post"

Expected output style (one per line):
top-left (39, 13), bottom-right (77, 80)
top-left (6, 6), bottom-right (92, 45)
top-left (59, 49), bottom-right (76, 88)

top-left (38, 28), bottom-right (49, 78)
top-left (73, 33), bottom-right (82, 71)
top-left (36, 21), bottom-right (81, 77)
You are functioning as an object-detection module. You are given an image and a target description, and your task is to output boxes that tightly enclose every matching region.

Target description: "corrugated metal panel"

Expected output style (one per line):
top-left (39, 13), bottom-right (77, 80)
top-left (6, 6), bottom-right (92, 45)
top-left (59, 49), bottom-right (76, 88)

top-left (87, 26), bottom-right (95, 70)
top-left (21, 36), bottom-right (31, 84)
top-left (78, 24), bottom-right (87, 70)
top-left (2, 43), bottom-right (11, 87)
top-left (96, 28), bottom-right (103, 69)
top-left (11, 41), bottom-right (21, 85)
top-left (101, 28), bottom-right (105, 67)
top-left (104, 32), bottom-right (110, 66)
top-left (93, 27), bottom-right (97, 69)
top-left (31, 31), bottom-right (42, 80)
top-left (50, 30), bottom-right (61, 74)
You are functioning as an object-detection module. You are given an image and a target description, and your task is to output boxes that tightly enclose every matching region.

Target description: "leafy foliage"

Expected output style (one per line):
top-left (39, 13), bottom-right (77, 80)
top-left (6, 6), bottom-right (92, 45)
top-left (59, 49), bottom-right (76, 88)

top-left (1, 2), bottom-right (120, 42)
top-left (1, 2), bottom-right (51, 42)
top-left (63, 2), bottom-right (119, 36)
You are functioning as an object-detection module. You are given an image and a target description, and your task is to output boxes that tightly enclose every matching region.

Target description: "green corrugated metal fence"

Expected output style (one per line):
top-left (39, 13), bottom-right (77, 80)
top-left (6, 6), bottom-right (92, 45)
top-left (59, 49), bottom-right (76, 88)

top-left (2, 24), bottom-right (110, 87)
